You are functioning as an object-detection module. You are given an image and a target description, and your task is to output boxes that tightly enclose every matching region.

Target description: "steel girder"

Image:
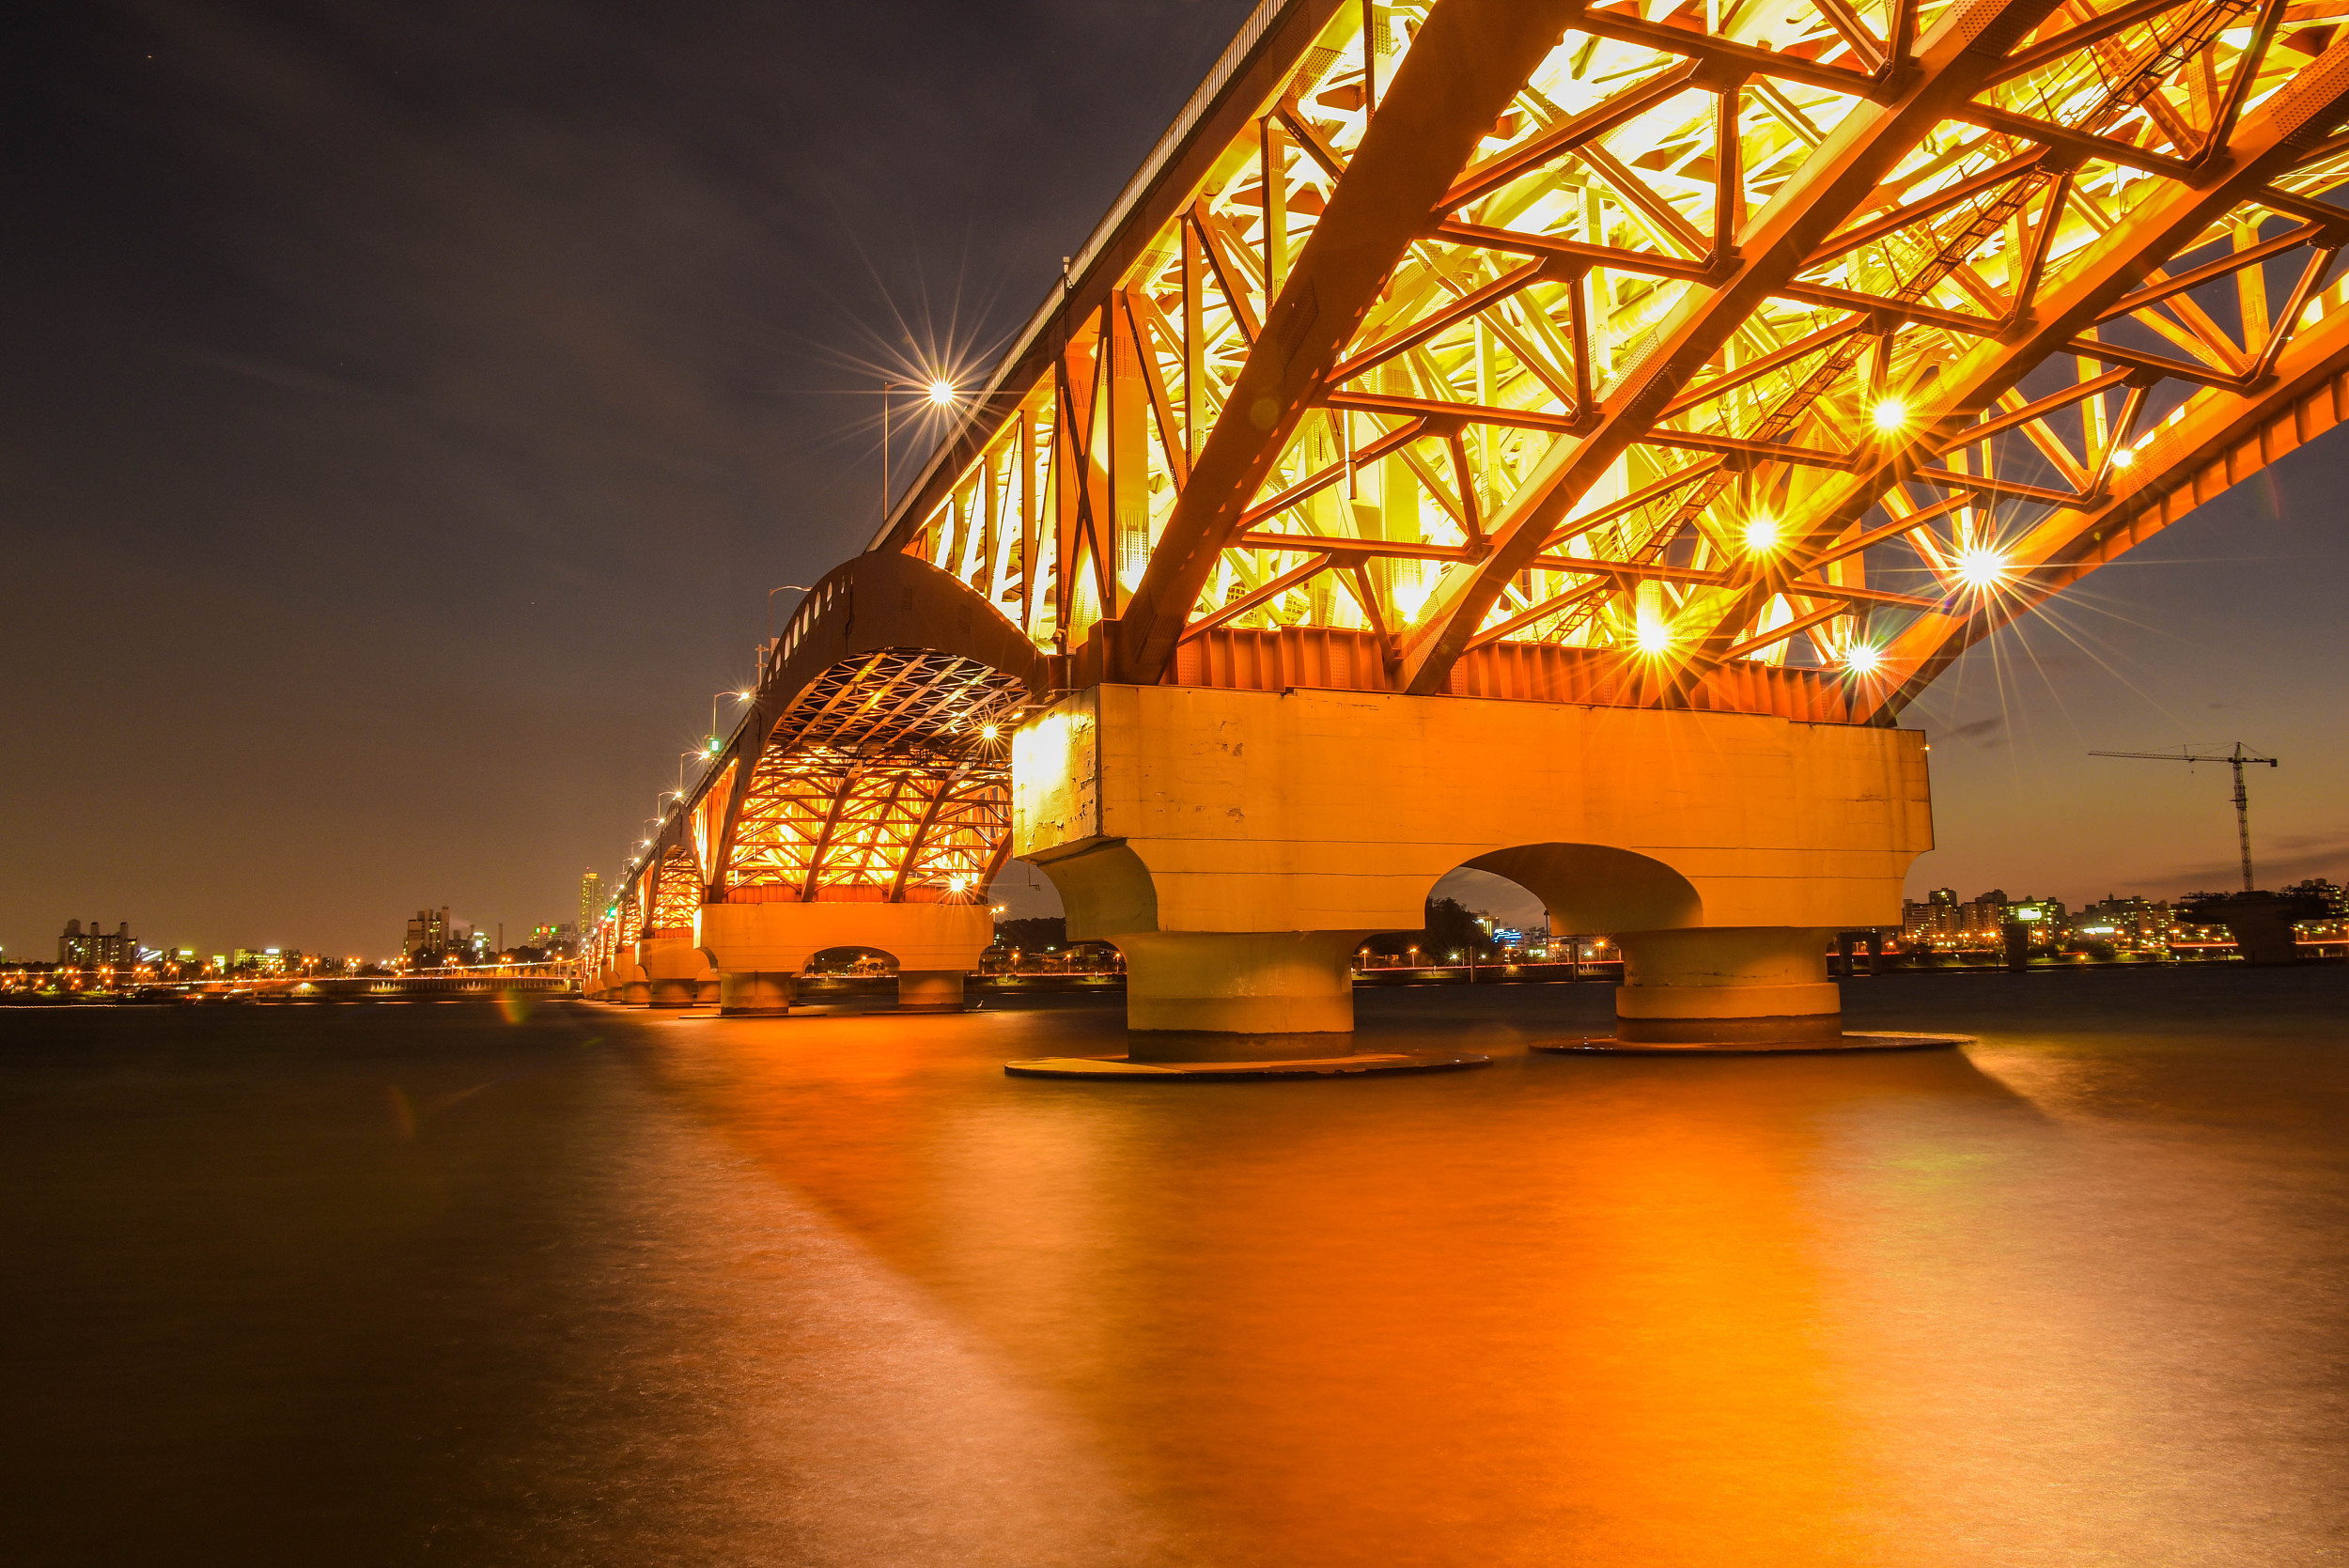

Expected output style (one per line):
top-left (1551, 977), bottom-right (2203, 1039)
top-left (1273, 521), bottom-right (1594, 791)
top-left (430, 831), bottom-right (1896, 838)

top-left (877, 0), bottom-right (2349, 720)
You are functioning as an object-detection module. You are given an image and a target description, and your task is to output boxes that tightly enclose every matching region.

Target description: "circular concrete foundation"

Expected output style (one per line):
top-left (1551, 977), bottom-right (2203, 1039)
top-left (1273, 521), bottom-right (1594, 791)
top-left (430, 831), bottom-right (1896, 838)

top-left (1534, 1031), bottom-right (1970, 1056)
top-left (1005, 1049), bottom-right (1492, 1080)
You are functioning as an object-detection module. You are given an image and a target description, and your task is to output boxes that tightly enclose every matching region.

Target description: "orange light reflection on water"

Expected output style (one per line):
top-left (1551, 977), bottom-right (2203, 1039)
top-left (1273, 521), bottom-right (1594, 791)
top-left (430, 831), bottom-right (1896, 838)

top-left (627, 1014), bottom-right (2046, 1565)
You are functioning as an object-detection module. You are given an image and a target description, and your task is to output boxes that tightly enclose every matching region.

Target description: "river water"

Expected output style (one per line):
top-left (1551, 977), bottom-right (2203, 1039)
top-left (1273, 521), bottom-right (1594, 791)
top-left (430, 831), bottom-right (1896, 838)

top-left (3, 968), bottom-right (2344, 1566)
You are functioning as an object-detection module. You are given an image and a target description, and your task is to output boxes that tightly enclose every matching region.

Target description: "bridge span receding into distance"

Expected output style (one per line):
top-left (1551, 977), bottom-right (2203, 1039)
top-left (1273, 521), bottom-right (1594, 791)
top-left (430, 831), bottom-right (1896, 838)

top-left (585, 0), bottom-right (2349, 1058)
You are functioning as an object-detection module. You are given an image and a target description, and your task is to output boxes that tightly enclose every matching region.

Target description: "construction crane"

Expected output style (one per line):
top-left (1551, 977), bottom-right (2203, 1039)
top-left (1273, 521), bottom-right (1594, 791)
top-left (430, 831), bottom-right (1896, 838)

top-left (2089, 743), bottom-right (2279, 893)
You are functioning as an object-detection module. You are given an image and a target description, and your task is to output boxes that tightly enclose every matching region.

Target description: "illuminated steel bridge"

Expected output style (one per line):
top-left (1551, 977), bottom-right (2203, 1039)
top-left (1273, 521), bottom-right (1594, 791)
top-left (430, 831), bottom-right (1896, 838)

top-left (591, 0), bottom-right (2349, 1052)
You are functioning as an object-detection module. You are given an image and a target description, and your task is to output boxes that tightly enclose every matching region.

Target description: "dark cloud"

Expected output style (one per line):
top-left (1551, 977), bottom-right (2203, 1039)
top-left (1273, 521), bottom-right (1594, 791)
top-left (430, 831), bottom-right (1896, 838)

top-left (1941, 713), bottom-right (2010, 749)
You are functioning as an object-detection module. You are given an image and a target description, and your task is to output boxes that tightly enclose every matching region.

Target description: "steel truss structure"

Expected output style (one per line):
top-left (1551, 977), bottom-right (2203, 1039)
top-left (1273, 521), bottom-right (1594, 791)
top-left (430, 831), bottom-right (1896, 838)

top-left (647, 847), bottom-right (703, 936)
top-left (879, 0), bottom-right (2349, 720)
top-left (720, 648), bottom-right (1027, 905)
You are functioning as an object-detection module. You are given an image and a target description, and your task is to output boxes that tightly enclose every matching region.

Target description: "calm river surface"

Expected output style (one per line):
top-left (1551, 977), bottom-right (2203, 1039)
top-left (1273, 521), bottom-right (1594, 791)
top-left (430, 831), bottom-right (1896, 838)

top-left (4, 969), bottom-right (2345, 1566)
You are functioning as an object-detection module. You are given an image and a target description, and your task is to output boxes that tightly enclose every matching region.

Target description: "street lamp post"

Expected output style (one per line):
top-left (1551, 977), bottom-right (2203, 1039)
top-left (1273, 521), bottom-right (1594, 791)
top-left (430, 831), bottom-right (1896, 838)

top-left (881, 379), bottom-right (959, 526)
top-left (710, 689), bottom-right (752, 751)
top-left (766, 584), bottom-right (813, 646)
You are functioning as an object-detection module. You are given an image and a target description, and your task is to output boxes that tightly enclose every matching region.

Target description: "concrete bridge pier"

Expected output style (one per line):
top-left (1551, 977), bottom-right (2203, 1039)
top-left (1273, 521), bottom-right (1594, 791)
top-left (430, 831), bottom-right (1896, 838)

top-left (897, 970), bottom-right (972, 1013)
top-left (696, 902), bottom-right (991, 1017)
top-left (1114, 931), bottom-right (1368, 1055)
top-left (715, 970), bottom-right (797, 1015)
top-left (599, 951), bottom-right (648, 1005)
top-left (1017, 685), bottom-right (1936, 1062)
top-left (637, 934), bottom-right (713, 1009)
top-left (1612, 926), bottom-right (1843, 1046)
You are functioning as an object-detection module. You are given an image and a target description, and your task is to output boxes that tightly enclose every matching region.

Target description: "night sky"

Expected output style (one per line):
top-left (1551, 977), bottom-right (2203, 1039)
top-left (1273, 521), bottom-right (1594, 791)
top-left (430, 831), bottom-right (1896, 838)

top-left (5, 0), bottom-right (2345, 961)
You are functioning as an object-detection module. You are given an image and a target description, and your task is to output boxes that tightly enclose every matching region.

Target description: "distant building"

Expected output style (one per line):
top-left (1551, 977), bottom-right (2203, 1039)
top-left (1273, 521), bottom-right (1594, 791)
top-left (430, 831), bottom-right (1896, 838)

top-left (530, 922), bottom-right (580, 958)
top-left (579, 870), bottom-right (604, 938)
top-left (1959, 888), bottom-right (2009, 935)
top-left (1902, 887), bottom-right (1962, 940)
top-left (403, 908), bottom-right (451, 961)
top-left (2077, 893), bottom-right (2171, 945)
top-left (59, 919), bottom-right (135, 973)
top-left (1901, 889), bottom-right (2065, 942)
top-left (2005, 896), bottom-right (2066, 934)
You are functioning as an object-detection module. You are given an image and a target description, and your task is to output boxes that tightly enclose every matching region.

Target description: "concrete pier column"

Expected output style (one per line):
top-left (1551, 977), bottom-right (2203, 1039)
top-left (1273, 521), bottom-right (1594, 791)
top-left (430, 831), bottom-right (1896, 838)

top-left (606, 951), bottom-right (649, 1006)
top-left (896, 970), bottom-right (969, 1013)
top-left (1117, 931), bottom-right (1367, 1055)
top-left (638, 934), bottom-right (713, 1009)
top-left (716, 971), bottom-right (796, 1015)
top-left (1612, 926), bottom-right (1842, 1046)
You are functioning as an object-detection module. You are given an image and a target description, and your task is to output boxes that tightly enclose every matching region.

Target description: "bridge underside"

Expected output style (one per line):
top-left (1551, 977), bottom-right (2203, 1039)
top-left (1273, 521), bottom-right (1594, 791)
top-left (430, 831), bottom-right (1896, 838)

top-left (594, 0), bottom-right (2349, 1046)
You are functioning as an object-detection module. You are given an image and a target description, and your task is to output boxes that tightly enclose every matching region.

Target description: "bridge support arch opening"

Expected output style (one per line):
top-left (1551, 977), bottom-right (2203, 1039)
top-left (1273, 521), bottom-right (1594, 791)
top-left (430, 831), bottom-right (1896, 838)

top-left (1455, 844), bottom-right (1843, 1046)
top-left (1017, 683), bottom-right (1931, 1059)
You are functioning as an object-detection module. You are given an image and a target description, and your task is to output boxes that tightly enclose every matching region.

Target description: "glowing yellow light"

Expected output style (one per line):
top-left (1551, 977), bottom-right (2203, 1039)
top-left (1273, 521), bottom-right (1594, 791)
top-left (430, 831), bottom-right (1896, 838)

top-left (1634, 614), bottom-right (1672, 655)
top-left (2109, 446), bottom-right (2136, 468)
top-left (1743, 514), bottom-right (1780, 552)
top-left (926, 380), bottom-right (956, 407)
top-left (980, 722), bottom-right (999, 740)
top-left (1844, 644), bottom-right (1882, 675)
top-left (1956, 547), bottom-right (2007, 589)
top-left (1871, 397), bottom-right (1908, 432)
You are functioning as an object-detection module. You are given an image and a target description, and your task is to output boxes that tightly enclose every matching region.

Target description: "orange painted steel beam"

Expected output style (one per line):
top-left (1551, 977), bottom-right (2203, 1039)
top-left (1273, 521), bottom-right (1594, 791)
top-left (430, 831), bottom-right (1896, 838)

top-left (1687, 39), bottom-right (2349, 685)
top-left (1395, 0), bottom-right (2074, 695)
top-left (1871, 275), bottom-right (2349, 717)
top-left (1115, 0), bottom-right (1585, 687)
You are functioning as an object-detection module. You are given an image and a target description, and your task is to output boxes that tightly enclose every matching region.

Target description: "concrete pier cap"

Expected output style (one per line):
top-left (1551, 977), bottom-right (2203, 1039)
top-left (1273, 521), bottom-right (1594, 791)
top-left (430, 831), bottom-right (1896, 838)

top-left (1014, 684), bottom-right (1934, 1061)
